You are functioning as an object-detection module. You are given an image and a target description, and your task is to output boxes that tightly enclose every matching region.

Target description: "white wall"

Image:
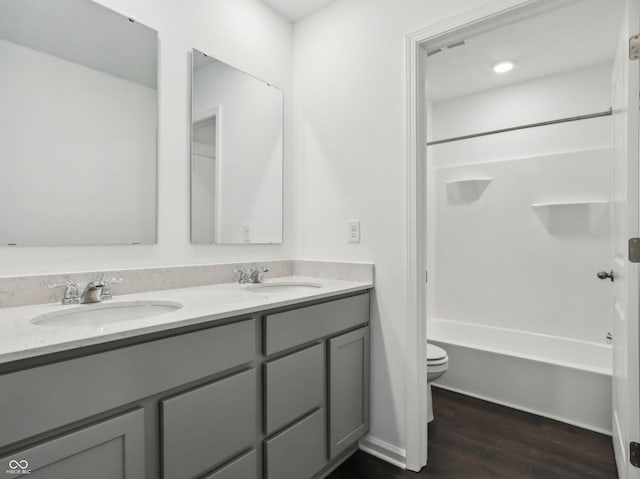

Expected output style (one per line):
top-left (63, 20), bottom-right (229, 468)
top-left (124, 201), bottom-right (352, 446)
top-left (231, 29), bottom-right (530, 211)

top-left (0, 38), bottom-right (157, 245)
top-left (0, 0), bottom-right (293, 275)
top-left (292, 0), bottom-right (520, 457)
top-left (429, 63), bottom-right (613, 344)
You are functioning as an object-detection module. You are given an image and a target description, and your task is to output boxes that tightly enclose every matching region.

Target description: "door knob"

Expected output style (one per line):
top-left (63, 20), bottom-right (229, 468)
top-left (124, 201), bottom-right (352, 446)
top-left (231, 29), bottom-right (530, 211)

top-left (597, 270), bottom-right (614, 282)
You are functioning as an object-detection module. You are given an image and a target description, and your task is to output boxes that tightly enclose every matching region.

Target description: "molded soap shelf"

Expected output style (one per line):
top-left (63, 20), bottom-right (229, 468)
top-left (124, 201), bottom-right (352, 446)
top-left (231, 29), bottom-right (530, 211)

top-left (532, 201), bottom-right (609, 234)
top-left (444, 177), bottom-right (492, 203)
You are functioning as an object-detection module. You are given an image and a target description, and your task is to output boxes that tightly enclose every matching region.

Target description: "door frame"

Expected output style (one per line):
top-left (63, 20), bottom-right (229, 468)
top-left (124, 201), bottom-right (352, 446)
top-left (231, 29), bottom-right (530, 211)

top-left (403, 0), bottom-right (545, 470)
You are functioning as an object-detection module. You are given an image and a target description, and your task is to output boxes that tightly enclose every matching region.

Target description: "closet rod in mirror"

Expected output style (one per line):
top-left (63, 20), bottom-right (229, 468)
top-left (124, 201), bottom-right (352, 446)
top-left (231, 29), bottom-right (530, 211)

top-left (427, 108), bottom-right (612, 146)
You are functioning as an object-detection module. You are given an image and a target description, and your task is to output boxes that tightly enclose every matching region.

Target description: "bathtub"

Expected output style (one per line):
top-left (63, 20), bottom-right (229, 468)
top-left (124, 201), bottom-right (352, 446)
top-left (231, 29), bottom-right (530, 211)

top-left (429, 318), bottom-right (613, 434)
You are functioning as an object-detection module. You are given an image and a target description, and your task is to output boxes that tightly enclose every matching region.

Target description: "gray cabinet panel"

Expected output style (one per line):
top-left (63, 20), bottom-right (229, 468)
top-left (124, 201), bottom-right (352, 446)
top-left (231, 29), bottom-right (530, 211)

top-left (0, 319), bottom-right (255, 448)
top-left (264, 294), bottom-right (369, 355)
top-left (203, 449), bottom-right (257, 479)
top-left (329, 327), bottom-right (369, 459)
top-left (0, 409), bottom-right (144, 479)
top-left (162, 369), bottom-right (257, 479)
top-left (265, 343), bottom-right (324, 435)
top-left (264, 409), bottom-right (326, 479)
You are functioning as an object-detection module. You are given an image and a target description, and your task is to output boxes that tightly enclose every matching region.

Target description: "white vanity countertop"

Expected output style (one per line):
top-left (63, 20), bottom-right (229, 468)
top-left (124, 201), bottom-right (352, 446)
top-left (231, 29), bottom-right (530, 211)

top-left (0, 276), bottom-right (372, 365)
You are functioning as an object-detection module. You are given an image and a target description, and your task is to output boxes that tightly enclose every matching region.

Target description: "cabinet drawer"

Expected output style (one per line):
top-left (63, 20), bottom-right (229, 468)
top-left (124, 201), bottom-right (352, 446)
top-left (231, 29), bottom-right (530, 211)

top-left (264, 293), bottom-right (369, 355)
top-left (0, 409), bottom-right (144, 479)
top-left (0, 318), bottom-right (255, 448)
top-left (162, 369), bottom-right (257, 479)
top-left (203, 449), bottom-right (257, 479)
top-left (264, 409), bottom-right (326, 479)
top-left (265, 343), bottom-right (324, 434)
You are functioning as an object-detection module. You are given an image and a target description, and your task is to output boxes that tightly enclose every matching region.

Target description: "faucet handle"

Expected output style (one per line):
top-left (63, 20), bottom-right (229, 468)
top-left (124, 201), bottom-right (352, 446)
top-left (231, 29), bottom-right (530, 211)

top-left (48, 281), bottom-right (80, 305)
top-left (100, 277), bottom-right (123, 300)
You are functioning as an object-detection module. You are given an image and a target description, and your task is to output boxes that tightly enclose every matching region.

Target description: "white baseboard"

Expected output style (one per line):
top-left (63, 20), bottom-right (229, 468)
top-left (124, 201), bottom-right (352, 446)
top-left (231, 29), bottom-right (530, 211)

top-left (358, 435), bottom-right (407, 469)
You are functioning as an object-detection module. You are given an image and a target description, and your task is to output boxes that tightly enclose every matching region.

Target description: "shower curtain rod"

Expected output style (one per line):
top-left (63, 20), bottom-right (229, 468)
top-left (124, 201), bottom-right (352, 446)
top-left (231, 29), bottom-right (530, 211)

top-left (426, 108), bottom-right (612, 146)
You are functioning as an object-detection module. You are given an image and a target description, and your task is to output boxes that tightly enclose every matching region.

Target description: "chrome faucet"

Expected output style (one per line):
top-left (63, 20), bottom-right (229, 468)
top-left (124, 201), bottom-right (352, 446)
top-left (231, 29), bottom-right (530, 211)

top-left (234, 266), bottom-right (269, 284)
top-left (48, 277), bottom-right (123, 305)
top-left (80, 281), bottom-right (105, 304)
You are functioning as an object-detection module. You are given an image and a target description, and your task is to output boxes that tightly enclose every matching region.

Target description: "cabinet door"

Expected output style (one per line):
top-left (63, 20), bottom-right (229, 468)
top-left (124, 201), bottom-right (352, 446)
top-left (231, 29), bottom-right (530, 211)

top-left (162, 369), bottom-right (256, 479)
top-left (0, 409), bottom-right (144, 479)
top-left (329, 326), bottom-right (369, 459)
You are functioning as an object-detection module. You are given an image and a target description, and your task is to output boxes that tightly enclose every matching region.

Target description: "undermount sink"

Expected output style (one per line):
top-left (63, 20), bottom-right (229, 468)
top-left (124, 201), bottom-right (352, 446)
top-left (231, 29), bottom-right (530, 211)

top-left (31, 301), bottom-right (183, 327)
top-left (243, 282), bottom-right (322, 293)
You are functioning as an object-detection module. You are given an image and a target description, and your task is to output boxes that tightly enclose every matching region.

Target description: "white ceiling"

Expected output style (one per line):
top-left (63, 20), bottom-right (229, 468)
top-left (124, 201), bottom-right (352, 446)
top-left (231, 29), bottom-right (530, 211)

top-left (426, 0), bottom-right (625, 102)
top-left (262, 0), bottom-right (337, 22)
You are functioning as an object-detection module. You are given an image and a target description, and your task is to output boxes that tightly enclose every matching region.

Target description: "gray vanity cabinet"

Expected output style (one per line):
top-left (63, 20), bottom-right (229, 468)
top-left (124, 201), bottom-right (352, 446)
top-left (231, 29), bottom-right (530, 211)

top-left (0, 408), bottom-right (145, 479)
top-left (329, 327), bottom-right (370, 459)
top-left (262, 292), bottom-right (370, 479)
top-left (0, 290), bottom-right (371, 479)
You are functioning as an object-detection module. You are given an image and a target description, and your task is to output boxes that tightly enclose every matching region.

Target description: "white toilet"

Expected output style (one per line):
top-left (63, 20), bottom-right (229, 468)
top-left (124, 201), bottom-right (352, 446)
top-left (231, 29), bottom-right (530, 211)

top-left (427, 342), bottom-right (448, 423)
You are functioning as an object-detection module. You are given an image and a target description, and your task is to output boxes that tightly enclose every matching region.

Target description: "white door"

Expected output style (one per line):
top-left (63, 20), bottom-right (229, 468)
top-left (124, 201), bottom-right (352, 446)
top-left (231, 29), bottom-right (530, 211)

top-left (612, 1), bottom-right (640, 478)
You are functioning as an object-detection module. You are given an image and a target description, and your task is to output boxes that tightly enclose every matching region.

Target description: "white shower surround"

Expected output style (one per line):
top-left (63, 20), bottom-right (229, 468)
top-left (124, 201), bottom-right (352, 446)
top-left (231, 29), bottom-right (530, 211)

top-left (429, 318), bottom-right (612, 433)
top-left (426, 59), bottom-right (615, 435)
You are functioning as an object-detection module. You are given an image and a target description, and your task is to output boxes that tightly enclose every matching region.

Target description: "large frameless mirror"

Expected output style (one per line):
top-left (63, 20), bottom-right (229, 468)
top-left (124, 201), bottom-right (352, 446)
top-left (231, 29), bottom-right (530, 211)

top-left (191, 49), bottom-right (283, 244)
top-left (0, 0), bottom-right (158, 245)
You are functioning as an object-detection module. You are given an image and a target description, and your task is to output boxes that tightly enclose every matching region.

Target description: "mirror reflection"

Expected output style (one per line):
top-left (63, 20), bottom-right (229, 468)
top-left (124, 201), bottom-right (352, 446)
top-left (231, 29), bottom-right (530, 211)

top-left (191, 50), bottom-right (283, 244)
top-left (0, 0), bottom-right (158, 245)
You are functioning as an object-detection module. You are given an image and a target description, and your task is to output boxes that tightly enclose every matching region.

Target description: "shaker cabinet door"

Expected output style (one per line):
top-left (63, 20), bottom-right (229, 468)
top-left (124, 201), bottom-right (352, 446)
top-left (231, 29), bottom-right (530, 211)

top-left (0, 409), bottom-right (145, 479)
top-left (328, 326), bottom-right (370, 459)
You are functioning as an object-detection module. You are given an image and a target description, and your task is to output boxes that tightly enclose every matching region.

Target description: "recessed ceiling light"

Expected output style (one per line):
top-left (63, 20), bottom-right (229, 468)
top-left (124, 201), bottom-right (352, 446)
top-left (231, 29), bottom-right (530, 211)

top-left (493, 61), bottom-right (514, 73)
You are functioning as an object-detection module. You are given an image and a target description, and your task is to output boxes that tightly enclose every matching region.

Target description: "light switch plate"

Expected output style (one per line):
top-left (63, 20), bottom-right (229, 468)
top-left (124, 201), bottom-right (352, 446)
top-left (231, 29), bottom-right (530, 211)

top-left (242, 224), bottom-right (251, 242)
top-left (348, 220), bottom-right (360, 243)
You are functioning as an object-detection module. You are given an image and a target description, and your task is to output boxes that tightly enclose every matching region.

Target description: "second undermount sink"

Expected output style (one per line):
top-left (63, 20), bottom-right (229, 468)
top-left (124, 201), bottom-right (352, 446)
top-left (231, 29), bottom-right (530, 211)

top-left (243, 282), bottom-right (322, 293)
top-left (31, 301), bottom-right (183, 327)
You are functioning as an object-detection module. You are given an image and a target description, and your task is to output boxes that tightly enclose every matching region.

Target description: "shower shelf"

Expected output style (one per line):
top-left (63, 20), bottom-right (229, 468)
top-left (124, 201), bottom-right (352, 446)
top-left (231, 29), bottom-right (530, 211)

top-left (532, 201), bottom-right (609, 234)
top-left (444, 178), bottom-right (492, 203)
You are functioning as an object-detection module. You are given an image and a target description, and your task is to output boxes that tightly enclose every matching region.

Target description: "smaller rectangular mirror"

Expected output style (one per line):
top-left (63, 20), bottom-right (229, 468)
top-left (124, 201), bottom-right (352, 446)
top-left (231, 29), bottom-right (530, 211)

top-left (191, 50), bottom-right (283, 244)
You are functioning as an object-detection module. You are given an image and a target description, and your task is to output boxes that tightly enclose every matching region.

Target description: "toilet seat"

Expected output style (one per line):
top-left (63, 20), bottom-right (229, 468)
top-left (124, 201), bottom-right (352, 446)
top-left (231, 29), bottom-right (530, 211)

top-left (427, 343), bottom-right (447, 363)
top-left (427, 357), bottom-right (448, 367)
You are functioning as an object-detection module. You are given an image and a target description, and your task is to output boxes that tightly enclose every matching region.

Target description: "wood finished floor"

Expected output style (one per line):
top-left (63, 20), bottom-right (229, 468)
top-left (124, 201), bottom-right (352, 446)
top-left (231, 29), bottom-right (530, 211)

top-left (328, 388), bottom-right (618, 479)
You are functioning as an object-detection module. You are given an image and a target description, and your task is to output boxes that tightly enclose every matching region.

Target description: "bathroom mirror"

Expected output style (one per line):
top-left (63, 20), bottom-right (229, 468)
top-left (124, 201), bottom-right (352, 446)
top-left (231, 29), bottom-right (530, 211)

top-left (0, 0), bottom-right (158, 245)
top-left (191, 50), bottom-right (283, 244)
